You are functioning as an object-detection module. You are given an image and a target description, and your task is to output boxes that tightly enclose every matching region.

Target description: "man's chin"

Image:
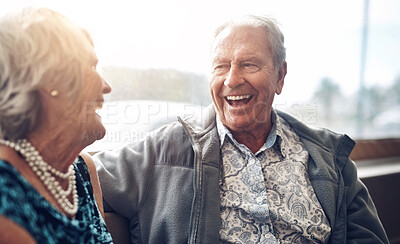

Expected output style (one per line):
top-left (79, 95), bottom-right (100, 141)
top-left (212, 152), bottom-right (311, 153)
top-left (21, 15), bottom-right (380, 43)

top-left (224, 118), bottom-right (254, 132)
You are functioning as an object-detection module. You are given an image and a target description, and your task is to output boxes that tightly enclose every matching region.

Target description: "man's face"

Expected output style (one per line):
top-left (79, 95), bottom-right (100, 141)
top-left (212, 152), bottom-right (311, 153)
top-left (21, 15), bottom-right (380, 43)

top-left (210, 26), bottom-right (286, 133)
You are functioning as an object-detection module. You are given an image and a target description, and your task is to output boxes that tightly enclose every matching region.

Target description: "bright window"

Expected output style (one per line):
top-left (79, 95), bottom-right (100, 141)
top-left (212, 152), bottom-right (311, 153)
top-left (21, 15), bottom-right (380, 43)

top-left (3, 0), bottom-right (400, 152)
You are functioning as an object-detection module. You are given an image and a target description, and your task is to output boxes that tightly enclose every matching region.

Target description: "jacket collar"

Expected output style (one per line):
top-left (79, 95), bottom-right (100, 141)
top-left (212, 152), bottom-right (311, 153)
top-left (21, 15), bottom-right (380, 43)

top-left (179, 105), bottom-right (355, 165)
top-left (277, 110), bottom-right (355, 163)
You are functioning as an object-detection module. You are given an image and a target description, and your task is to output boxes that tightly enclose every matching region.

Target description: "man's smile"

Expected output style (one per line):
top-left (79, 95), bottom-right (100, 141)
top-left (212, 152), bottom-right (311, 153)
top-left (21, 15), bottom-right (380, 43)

top-left (225, 95), bottom-right (254, 106)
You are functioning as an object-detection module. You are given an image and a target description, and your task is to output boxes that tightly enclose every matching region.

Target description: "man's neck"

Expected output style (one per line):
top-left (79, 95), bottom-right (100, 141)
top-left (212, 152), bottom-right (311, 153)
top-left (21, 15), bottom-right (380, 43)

top-left (230, 122), bottom-right (272, 154)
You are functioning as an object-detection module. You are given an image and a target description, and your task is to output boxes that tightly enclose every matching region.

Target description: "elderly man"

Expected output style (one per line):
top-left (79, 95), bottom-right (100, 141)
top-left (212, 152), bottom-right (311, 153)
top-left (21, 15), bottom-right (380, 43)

top-left (94, 15), bottom-right (388, 243)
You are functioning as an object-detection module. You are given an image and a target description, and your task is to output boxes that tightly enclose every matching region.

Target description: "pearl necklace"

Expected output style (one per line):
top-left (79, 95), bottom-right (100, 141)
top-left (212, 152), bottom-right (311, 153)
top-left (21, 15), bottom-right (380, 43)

top-left (0, 138), bottom-right (78, 216)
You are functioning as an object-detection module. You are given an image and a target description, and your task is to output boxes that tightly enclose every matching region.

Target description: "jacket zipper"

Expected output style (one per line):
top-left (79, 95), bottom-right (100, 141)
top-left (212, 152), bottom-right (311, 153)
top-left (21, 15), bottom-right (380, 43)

top-left (178, 117), bottom-right (203, 244)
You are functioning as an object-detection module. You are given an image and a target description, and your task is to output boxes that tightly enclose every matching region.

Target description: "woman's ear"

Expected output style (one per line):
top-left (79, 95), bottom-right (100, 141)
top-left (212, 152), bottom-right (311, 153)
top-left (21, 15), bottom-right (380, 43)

top-left (41, 88), bottom-right (59, 98)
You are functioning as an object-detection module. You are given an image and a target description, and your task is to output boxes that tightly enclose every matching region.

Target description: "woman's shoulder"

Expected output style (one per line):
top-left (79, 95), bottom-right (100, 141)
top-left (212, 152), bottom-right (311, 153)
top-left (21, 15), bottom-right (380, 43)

top-left (79, 152), bottom-right (97, 178)
top-left (0, 215), bottom-right (36, 244)
top-left (75, 152), bottom-right (98, 185)
top-left (0, 146), bottom-right (24, 173)
top-left (0, 159), bottom-right (39, 210)
top-left (0, 158), bottom-right (14, 171)
top-left (0, 159), bottom-right (43, 243)
top-left (78, 152), bottom-right (105, 218)
top-left (0, 159), bottom-right (28, 193)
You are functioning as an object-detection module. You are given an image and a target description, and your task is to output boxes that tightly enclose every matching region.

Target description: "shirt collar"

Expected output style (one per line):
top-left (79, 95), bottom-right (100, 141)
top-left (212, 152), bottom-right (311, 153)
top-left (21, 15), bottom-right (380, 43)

top-left (216, 109), bottom-right (285, 156)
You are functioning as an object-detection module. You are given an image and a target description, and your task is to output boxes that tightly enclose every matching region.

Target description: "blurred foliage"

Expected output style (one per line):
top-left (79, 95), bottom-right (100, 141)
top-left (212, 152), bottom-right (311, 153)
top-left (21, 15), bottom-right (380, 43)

top-left (388, 75), bottom-right (400, 104)
top-left (364, 75), bottom-right (400, 120)
top-left (312, 75), bottom-right (400, 120)
top-left (310, 75), bottom-right (400, 137)
top-left (312, 77), bottom-right (342, 123)
top-left (101, 66), bottom-right (212, 106)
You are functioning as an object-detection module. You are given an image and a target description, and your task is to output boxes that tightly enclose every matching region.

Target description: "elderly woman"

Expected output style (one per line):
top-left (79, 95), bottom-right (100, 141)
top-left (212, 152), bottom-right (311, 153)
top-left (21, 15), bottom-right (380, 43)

top-left (0, 8), bottom-right (113, 243)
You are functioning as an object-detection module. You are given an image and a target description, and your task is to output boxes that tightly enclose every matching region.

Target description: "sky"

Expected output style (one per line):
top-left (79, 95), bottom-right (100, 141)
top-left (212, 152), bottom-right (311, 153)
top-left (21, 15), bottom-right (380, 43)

top-left (1, 0), bottom-right (400, 105)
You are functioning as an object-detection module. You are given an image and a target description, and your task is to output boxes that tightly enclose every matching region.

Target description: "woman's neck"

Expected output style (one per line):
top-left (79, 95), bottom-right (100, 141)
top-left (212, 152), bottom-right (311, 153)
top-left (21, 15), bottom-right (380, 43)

top-left (28, 127), bottom-right (85, 173)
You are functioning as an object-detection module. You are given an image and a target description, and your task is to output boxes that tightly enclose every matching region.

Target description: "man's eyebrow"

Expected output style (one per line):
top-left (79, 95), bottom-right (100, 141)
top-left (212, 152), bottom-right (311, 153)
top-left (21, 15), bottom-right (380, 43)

top-left (240, 56), bottom-right (262, 62)
top-left (212, 57), bottom-right (228, 64)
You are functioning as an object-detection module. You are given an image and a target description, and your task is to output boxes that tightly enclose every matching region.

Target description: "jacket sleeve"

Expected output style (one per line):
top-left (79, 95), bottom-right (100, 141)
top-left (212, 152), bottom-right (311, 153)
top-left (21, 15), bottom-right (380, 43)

top-left (343, 159), bottom-right (389, 244)
top-left (94, 140), bottom-right (156, 243)
top-left (93, 140), bottom-right (154, 221)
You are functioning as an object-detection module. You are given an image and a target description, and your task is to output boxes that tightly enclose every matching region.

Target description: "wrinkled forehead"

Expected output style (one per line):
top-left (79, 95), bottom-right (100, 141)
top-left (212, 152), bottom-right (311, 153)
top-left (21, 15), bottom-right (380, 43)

top-left (211, 26), bottom-right (271, 60)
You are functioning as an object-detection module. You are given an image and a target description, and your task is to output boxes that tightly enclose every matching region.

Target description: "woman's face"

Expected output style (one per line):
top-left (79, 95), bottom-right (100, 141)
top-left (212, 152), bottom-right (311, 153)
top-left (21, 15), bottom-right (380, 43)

top-left (75, 56), bottom-right (112, 145)
top-left (48, 51), bottom-right (112, 147)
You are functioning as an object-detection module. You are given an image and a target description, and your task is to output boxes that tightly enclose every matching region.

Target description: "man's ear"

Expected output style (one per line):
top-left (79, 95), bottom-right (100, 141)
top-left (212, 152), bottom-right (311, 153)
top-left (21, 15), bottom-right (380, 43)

top-left (275, 61), bottom-right (287, 95)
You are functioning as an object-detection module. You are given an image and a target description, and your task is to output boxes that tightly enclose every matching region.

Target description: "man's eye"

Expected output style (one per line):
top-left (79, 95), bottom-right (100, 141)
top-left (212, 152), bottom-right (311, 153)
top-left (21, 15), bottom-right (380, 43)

top-left (243, 63), bottom-right (260, 72)
top-left (244, 63), bottom-right (256, 68)
top-left (213, 65), bottom-right (229, 75)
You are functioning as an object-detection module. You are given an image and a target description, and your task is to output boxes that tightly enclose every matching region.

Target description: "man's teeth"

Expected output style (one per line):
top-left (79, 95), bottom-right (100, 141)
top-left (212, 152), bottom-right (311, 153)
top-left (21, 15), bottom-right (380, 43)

top-left (226, 95), bottom-right (251, 101)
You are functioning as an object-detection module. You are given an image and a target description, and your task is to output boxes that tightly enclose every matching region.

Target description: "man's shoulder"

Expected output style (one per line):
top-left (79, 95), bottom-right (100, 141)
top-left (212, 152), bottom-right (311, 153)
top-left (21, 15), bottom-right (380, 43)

top-left (144, 104), bottom-right (216, 140)
top-left (277, 110), bottom-right (355, 158)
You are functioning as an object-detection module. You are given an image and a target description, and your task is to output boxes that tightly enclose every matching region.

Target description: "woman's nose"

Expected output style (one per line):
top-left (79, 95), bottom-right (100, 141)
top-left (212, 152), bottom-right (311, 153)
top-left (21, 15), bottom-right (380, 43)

top-left (102, 78), bottom-right (112, 94)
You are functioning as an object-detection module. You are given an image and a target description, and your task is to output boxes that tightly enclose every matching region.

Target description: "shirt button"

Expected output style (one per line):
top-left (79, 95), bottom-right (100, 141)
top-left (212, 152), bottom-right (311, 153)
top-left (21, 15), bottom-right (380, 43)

top-left (264, 233), bottom-right (273, 238)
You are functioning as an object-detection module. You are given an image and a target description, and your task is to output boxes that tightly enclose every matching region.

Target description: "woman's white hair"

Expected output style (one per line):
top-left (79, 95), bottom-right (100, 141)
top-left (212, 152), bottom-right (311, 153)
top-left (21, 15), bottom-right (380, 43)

top-left (212, 15), bottom-right (286, 70)
top-left (0, 7), bottom-right (95, 140)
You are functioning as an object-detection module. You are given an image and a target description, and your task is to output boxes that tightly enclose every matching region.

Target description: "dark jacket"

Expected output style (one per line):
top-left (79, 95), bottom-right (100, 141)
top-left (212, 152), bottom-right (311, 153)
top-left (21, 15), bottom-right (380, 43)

top-left (95, 106), bottom-right (388, 243)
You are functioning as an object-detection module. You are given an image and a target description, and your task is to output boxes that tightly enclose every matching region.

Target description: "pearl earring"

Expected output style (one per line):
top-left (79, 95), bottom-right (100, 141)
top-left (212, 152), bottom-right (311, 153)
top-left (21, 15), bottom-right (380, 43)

top-left (50, 90), bottom-right (59, 97)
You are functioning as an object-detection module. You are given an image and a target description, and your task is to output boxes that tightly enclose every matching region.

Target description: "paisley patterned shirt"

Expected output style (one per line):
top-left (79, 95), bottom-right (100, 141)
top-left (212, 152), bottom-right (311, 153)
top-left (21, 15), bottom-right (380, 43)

top-left (218, 110), bottom-right (331, 243)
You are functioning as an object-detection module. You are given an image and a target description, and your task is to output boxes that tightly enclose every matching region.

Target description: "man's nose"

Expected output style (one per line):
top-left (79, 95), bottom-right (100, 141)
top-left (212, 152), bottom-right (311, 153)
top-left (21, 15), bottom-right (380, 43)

top-left (224, 66), bottom-right (244, 88)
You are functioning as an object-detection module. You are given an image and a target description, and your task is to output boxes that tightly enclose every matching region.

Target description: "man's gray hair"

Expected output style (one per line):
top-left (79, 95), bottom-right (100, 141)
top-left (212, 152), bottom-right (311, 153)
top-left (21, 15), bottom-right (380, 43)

top-left (213, 15), bottom-right (286, 70)
top-left (0, 7), bottom-right (95, 140)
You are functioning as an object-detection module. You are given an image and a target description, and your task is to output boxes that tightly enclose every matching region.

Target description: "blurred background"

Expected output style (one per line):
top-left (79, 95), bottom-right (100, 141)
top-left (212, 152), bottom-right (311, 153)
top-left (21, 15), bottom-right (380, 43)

top-left (2, 0), bottom-right (400, 151)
